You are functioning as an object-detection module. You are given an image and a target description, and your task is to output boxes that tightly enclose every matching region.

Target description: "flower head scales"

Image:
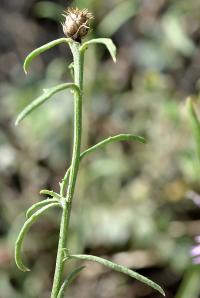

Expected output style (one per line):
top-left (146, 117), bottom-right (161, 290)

top-left (62, 7), bottom-right (93, 42)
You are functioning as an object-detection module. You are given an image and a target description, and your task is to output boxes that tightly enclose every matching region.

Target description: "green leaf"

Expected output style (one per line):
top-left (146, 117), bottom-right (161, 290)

top-left (26, 198), bottom-right (60, 218)
top-left (80, 134), bottom-right (146, 160)
top-left (60, 168), bottom-right (71, 197)
top-left (175, 267), bottom-right (200, 298)
top-left (60, 134), bottom-right (146, 196)
top-left (23, 38), bottom-right (72, 74)
top-left (15, 83), bottom-right (80, 125)
top-left (15, 202), bottom-right (60, 272)
top-left (40, 189), bottom-right (63, 200)
top-left (57, 266), bottom-right (85, 298)
top-left (80, 38), bottom-right (117, 62)
top-left (187, 97), bottom-right (200, 164)
top-left (65, 254), bottom-right (165, 297)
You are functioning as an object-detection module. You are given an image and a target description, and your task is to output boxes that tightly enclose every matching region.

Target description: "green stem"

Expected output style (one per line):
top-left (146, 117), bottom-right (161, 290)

top-left (51, 41), bottom-right (84, 298)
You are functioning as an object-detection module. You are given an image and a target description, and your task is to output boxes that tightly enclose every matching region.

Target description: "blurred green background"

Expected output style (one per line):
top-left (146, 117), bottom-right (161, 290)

top-left (1, 0), bottom-right (200, 297)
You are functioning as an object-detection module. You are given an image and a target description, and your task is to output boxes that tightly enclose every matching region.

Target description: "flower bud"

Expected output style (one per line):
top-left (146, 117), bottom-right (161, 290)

top-left (62, 8), bottom-right (93, 42)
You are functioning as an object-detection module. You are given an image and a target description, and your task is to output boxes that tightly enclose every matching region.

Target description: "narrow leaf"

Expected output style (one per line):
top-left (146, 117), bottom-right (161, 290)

top-left (15, 83), bottom-right (80, 125)
top-left (60, 134), bottom-right (145, 196)
top-left (187, 97), bottom-right (200, 164)
top-left (66, 254), bottom-right (165, 297)
top-left (15, 202), bottom-right (60, 272)
top-left (60, 168), bottom-right (70, 197)
top-left (80, 38), bottom-right (117, 62)
top-left (57, 266), bottom-right (85, 298)
top-left (26, 198), bottom-right (60, 218)
top-left (40, 189), bottom-right (63, 200)
top-left (175, 267), bottom-right (200, 298)
top-left (80, 134), bottom-right (146, 160)
top-left (23, 38), bottom-right (71, 74)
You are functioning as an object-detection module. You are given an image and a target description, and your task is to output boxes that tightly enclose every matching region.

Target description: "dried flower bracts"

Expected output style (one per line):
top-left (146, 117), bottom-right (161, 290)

top-left (62, 8), bottom-right (93, 42)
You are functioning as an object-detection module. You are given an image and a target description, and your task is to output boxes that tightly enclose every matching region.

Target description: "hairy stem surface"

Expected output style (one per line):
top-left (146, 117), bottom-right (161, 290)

top-left (51, 41), bottom-right (83, 298)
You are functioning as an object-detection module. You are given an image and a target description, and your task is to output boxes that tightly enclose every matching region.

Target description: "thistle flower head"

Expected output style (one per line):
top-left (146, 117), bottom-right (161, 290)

top-left (62, 7), bottom-right (93, 42)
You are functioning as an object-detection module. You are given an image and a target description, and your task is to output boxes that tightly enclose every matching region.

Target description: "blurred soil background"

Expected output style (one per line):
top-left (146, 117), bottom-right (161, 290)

top-left (0, 0), bottom-right (200, 297)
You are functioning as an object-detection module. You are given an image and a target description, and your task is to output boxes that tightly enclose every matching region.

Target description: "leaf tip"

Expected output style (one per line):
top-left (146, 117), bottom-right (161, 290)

top-left (112, 49), bottom-right (117, 63)
top-left (135, 136), bottom-right (146, 144)
top-left (160, 288), bottom-right (166, 297)
top-left (15, 116), bottom-right (22, 126)
top-left (155, 284), bottom-right (165, 297)
top-left (15, 259), bottom-right (31, 273)
top-left (23, 65), bottom-right (28, 75)
top-left (142, 137), bottom-right (147, 144)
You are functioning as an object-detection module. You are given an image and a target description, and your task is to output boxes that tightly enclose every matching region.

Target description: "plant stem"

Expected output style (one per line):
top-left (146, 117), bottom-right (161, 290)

top-left (51, 41), bottom-right (84, 298)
